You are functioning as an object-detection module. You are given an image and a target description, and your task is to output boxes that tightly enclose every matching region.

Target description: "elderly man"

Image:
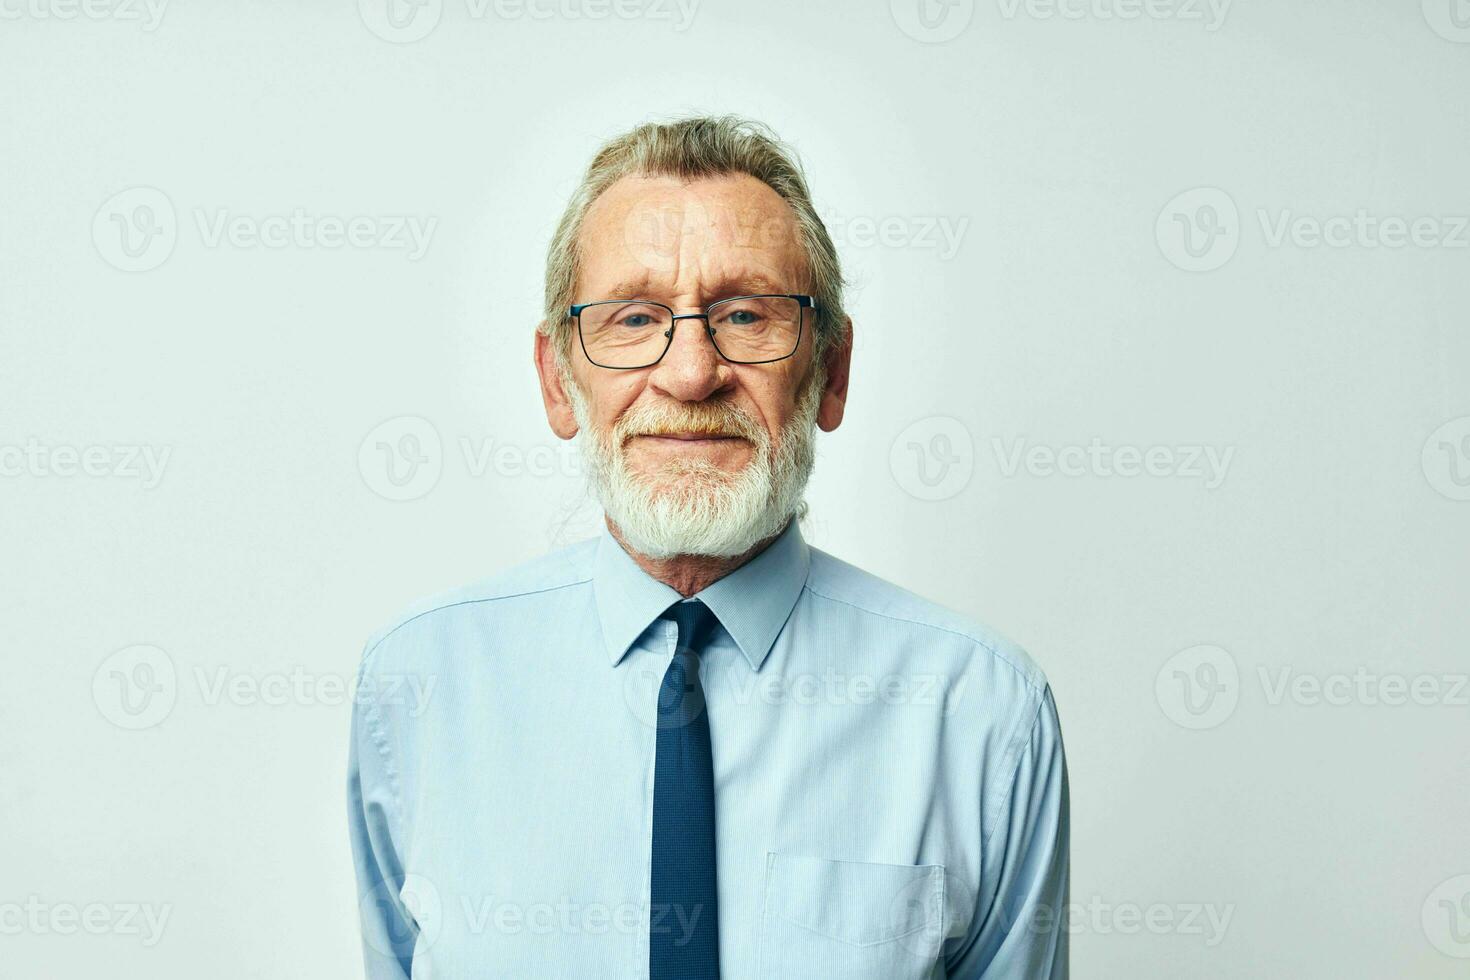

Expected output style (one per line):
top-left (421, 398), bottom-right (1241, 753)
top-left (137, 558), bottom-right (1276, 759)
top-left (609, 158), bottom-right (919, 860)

top-left (348, 115), bottom-right (1068, 979)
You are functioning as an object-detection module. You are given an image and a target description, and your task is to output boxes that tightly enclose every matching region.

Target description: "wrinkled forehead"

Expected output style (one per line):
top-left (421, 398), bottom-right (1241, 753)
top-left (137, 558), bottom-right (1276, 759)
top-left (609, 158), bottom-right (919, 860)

top-left (575, 173), bottom-right (809, 302)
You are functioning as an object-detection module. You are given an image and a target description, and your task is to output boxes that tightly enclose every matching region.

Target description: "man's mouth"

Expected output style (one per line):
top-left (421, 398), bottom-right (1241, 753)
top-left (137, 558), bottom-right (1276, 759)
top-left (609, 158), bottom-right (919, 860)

top-left (635, 432), bottom-right (743, 443)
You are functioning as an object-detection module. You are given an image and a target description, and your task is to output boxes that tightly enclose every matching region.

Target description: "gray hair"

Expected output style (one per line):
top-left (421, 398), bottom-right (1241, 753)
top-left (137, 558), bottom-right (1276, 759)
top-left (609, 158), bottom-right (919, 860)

top-left (540, 114), bottom-right (848, 365)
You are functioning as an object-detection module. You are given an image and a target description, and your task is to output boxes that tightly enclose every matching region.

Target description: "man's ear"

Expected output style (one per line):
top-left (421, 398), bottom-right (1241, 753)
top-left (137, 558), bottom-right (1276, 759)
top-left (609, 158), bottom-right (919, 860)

top-left (817, 316), bottom-right (853, 433)
top-left (534, 326), bottom-right (579, 440)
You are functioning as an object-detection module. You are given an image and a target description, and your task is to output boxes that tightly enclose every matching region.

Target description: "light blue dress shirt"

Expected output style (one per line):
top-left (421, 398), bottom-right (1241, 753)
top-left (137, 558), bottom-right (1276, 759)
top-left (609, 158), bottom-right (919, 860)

top-left (348, 518), bottom-right (1068, 978)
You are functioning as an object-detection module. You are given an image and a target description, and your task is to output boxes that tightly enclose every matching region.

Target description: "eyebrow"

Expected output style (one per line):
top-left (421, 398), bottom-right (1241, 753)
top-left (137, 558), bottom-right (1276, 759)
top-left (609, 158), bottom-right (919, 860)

top-left (593, 274), bottom-right (789, 305)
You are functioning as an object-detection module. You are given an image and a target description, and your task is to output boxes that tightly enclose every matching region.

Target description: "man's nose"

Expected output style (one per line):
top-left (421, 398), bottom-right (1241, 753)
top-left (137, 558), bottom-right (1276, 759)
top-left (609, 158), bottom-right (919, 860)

top-left (649, 316), bottom-right (729, 402)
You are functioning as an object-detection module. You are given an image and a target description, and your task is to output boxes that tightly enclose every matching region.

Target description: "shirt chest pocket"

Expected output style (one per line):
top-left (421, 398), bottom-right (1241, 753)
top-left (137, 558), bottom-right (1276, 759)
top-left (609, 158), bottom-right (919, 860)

top-left (757, 852), bottom-right (946, 980)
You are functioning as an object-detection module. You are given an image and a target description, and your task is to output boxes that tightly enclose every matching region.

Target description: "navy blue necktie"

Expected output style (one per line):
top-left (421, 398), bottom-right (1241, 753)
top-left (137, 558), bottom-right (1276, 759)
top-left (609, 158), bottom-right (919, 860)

top-left (649, 598), bottom-right (721, 979)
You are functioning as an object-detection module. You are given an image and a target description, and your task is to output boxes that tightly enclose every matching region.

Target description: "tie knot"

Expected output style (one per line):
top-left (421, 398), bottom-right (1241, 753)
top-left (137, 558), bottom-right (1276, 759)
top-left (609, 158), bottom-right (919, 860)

top-left (662, 598), bottom-right (717, 655)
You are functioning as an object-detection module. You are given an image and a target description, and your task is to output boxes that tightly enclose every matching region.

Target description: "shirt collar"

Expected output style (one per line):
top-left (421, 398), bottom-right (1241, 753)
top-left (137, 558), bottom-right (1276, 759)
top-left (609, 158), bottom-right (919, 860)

top-left (592, 518), bottom-right (810, 671)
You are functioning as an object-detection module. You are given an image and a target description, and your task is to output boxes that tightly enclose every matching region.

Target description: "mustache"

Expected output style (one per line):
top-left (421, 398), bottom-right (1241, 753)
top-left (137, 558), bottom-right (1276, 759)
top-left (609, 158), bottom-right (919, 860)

top-left (614, 400), bottom-right (763, 443)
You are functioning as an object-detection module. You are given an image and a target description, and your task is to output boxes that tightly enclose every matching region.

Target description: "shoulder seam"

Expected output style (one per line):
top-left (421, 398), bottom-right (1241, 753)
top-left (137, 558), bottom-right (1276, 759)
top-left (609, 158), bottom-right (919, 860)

top-left (801, 581), bottom-right (1042, 694)
top-left (363, 575), bottom-right (592, 665)
top-left (979, 684), bottom-right (1051, 855)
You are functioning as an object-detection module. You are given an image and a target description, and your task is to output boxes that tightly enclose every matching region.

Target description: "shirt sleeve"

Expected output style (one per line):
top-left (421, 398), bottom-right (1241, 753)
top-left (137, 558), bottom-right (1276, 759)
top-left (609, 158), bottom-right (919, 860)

top-left (347, 656), bottom-right (417, 979)
top-left (947, 683), bottom-right (1070, 978)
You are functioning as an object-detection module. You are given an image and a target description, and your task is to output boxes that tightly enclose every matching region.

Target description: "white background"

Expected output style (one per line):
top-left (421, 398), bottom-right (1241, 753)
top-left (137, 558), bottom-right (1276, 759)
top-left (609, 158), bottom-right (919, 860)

top-left (2, 0), bottom-right (1468, 976)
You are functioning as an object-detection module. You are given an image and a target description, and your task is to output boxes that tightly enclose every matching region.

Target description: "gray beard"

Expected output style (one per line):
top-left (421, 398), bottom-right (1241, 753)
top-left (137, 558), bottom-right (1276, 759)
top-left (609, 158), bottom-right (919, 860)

top-left (566, 364), bottom-right (824, 559)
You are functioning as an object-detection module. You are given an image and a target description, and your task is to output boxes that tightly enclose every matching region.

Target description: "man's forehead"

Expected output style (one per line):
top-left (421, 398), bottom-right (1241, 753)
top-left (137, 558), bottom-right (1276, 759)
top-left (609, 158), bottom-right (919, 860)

top-left (585, 172), bottom-right (797, 229)
top-left (577, 173), bottom-right (807, 296)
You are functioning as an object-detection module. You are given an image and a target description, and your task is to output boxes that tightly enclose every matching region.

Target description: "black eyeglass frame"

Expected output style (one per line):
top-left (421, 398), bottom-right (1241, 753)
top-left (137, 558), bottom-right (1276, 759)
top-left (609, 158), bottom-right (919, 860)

top-left (568, 294), bottom-right (816, 370)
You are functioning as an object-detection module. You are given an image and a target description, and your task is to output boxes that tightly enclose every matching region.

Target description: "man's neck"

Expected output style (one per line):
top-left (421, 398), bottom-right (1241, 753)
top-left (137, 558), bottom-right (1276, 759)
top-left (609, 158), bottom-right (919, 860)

top-left (606, 517), bottom-right (790, 597)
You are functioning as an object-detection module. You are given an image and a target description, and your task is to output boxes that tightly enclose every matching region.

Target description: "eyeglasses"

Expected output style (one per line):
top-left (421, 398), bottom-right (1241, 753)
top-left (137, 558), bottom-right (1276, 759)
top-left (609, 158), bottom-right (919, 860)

top-left (568, 294), bottom-right (815, 369)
